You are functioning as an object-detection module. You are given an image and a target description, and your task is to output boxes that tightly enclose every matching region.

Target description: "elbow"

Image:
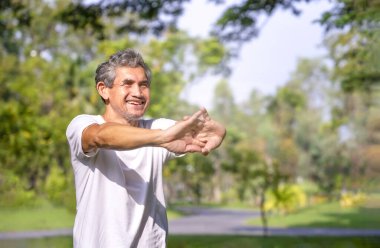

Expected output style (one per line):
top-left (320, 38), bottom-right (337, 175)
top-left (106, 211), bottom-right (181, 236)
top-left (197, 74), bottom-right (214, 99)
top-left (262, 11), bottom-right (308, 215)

top-left (92, 129), bottom-right (111, 149)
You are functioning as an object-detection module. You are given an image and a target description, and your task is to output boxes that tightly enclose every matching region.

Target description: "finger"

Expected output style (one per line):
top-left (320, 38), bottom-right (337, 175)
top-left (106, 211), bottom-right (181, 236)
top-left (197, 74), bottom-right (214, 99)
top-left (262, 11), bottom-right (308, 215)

top-left (188, 109), bottom-right (204, 123)
top-left (202, 108), bottom-right (211, 121)
top-left (196, 120), bottom-right (205, 129)
top-left (183, 115), bottom-right (190, 121)
top-left (201, 147), bottom-right (210, 156)
top-left (186, 111), bottom-right (205, 132)
top-left (195, 132), bottom-right (208, 139)
top-left (191, 138), bottom-right (206, 147)
top-left (185, 145), bottom-right (203, 153)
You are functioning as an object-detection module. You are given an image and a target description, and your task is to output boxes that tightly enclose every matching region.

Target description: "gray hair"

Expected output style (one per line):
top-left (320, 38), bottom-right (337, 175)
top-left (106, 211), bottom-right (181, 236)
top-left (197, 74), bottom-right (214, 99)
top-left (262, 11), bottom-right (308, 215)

top-left (95, 48), bottom-right (152, 88)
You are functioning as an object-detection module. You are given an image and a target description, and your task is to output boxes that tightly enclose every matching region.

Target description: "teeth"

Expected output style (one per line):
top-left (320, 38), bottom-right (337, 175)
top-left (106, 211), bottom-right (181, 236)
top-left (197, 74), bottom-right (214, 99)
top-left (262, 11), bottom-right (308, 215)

top-left (127, 101), bottom-right (143, 105)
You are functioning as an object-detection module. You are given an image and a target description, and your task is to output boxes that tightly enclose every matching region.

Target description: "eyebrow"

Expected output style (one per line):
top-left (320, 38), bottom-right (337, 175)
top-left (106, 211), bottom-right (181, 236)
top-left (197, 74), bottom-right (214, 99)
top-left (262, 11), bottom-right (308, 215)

top-left (121, 79), bottom-right (150, 85)
top-left (121, 79), bottom-right (134, 84)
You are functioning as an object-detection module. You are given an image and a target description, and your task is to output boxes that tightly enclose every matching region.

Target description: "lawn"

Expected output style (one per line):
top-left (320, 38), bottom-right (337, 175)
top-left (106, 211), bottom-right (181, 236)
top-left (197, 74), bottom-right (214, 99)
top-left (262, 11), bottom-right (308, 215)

top-left (2, 195), bottom-right (380, 232)
top-left (248, 194), bottom-right (380, 229)
top-left (0, 198), bottom-right (183, 232)
top-left (1, 236), bottom-right (380, 248)
top-left (1, 196), bottom-right (380, 248)
top-left (168, 236), bottom-right (380, 248)
top-left (0, 200), bottom-right (75, 232)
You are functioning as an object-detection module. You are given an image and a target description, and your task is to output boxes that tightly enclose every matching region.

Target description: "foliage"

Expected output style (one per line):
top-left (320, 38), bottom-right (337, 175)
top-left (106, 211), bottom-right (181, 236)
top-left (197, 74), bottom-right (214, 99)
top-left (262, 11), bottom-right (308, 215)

top-left (249, 194), bottom-right (380, 229)
top-left (340, 191), bottom-right (367, 208)
top-left (211, 0), bottom-right (308, 42)
top-left (0, 169), bottom-right (37, 207)
top-left (0, 0), bottom-right (227, 209)
top-left (1, 0), bottom-right (379, 216)
top-left (265, 184), bottom-right (307, 214)
top-left (319, 0), bottom-right (380, 31)
top-left (44, 164), bottom-right (76, 212)
top-left (164, 154), bottom-right (215, 205)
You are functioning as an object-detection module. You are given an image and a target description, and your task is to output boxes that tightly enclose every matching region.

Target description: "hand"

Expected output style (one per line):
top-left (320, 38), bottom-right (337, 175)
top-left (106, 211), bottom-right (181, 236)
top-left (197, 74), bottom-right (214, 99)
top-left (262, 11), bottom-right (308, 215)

top-left (196, 108), bottom-right (226, 155)
top-left (160, 109), bottom-right (207, 154)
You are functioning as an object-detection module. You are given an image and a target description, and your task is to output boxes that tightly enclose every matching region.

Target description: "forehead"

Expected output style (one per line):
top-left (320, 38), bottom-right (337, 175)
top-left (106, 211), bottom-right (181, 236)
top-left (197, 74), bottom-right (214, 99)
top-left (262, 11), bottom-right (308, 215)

top-left (115, 66), bottom-right (147, 80)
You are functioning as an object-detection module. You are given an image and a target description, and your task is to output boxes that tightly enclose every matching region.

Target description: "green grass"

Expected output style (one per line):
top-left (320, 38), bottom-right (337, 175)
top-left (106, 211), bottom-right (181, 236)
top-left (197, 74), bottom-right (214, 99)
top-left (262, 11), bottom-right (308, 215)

top-left (248, 195), bottom-right (380, 229)
top-left (1, 195), bottom-right (380, 232)
top-left (2, 236), bottom-right (380, 248)
top-left (168, 236), bottom-right (380, 248)
top-left (0, 199), bottom-right (75, 232)
top-left (0, 198), bottom-right (183, 232)
top-left (167, 208), bottom-right (184, 220)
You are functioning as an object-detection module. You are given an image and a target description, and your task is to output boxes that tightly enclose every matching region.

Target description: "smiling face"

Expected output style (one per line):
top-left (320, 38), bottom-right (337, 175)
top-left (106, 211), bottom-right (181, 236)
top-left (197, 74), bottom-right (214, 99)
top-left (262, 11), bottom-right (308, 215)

top-left (99, 66), bottom-right (150, 125)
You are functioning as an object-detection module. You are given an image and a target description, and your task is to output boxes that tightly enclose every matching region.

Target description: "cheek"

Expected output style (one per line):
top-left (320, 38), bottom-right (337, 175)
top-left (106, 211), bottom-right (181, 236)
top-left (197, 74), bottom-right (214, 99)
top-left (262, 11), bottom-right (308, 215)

top-left (144, 90), bottom-right (150, 100)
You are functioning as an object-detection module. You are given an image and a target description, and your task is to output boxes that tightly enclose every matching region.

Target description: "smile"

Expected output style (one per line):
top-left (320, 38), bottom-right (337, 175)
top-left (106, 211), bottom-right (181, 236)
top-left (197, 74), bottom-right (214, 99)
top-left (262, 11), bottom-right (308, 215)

top-left (126, 100), bottom-right (145, 105)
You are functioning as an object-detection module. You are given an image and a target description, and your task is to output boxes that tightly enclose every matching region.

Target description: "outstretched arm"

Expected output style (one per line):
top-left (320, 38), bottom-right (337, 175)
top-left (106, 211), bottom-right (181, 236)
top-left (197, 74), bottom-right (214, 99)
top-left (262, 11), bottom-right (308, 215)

top-left (82, 109), bottom-right (207, 154)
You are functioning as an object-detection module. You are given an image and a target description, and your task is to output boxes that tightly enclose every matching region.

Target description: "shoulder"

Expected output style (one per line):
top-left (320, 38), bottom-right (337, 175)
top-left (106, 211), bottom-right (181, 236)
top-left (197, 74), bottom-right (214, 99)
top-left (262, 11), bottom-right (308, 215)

top-left (70, 114), bottom-right (102, 124)
top-left (66, 114), bottom-right (102, 137)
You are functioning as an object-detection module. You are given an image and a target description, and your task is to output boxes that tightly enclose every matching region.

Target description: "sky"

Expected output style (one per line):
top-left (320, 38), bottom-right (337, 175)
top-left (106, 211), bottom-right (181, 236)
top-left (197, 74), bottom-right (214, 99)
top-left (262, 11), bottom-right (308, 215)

top-left (178, 0), bottom-right (333, 109)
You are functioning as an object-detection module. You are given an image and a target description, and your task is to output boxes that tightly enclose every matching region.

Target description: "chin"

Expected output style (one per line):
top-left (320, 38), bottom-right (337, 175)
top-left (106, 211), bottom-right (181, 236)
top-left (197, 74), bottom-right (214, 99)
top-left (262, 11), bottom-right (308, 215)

top-left (124, 112), bottom-right (144, 122)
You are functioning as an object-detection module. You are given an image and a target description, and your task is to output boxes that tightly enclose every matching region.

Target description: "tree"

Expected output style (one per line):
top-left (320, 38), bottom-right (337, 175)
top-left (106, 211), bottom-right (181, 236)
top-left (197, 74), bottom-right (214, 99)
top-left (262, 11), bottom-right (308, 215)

top-left (225, 144), bottom-right (283, 235)
top-left (0, 0), bottom-right (228, 208)
top-left (322, 0), bottom-right (380, 190)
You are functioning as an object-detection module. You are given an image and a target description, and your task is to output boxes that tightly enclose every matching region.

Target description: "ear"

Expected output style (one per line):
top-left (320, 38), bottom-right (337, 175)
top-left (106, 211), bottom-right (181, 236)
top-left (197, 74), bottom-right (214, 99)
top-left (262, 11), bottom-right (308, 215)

top-left (96, 81), bottom-right (109, 102)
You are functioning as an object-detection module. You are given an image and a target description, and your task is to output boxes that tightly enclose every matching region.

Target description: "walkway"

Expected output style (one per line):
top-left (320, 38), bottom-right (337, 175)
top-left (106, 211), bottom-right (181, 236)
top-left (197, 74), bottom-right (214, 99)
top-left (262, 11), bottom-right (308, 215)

top-left (1, 207), bottom-right (380, 240)
top-left (169, 207), bottom-right (380, 236)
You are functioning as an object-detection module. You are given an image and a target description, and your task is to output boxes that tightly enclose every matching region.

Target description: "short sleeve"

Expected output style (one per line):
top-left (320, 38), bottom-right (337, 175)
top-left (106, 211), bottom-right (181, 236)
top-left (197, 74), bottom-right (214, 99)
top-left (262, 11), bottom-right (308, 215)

top-left (66, 115), bottom-right (100, 160)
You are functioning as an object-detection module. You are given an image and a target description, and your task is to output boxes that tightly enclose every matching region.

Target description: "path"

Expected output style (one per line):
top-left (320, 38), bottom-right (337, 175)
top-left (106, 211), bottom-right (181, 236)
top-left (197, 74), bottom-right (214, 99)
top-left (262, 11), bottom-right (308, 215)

top-left (1, 207), bottom-right (380, 240)
top-left (169, 207), bottom-right (380, 236)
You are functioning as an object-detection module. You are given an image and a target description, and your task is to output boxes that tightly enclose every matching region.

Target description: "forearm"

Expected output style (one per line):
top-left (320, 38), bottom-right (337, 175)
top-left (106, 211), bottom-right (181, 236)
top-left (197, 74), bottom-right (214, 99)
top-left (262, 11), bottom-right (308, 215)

top-left (83, 122), bottom-right (166, 152)
top-left (83, 108), bottom-right (207, 154)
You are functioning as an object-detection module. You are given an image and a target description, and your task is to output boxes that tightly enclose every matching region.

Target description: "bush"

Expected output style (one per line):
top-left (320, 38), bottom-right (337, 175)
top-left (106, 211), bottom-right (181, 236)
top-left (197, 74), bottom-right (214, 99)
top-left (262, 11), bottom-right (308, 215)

top-left (265, 184), bottom-right (307, 214)
top-left (340, 191), bottom-right (367, 208)
top-left (44, 165), bottom-right (76, 212)
top-left (0, 169), bottom-right (37, 207)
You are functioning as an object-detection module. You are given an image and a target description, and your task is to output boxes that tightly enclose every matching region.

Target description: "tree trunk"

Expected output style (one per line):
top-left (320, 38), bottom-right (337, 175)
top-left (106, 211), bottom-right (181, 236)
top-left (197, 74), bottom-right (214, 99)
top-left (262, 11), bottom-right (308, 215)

top-left (259, 191), bottom-right (268, 236)
top-left (212, 159), bottom-right (222, 203)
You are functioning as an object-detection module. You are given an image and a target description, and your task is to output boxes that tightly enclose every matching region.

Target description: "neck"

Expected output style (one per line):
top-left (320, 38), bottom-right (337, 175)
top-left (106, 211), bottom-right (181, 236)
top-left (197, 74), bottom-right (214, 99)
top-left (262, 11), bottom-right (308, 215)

top-left (102, 110), bottom-right (140, 127)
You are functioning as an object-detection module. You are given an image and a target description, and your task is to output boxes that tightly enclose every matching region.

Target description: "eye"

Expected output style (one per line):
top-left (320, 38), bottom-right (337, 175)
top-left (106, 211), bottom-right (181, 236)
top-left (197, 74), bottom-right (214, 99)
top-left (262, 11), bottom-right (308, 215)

top-left (121, 81), bottom-right (133, 87)
top-left (140, 82), bottom-right (149, 89)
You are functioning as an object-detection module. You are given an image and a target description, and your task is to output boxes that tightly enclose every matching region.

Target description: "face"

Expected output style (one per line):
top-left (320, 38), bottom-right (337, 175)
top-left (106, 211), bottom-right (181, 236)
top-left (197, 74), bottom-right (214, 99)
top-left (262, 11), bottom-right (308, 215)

top-left (104, 66), bottom-right (150, 124)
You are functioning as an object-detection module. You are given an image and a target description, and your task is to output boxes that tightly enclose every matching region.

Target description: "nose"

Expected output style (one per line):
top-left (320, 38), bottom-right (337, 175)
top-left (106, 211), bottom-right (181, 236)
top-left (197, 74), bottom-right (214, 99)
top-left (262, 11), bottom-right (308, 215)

top-left (130, 84), bottom-right (142, 97)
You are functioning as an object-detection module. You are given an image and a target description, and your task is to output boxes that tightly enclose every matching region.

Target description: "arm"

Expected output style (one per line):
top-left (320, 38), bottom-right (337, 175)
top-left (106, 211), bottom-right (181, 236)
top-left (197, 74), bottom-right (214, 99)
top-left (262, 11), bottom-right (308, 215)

top-left (82, 109), bottom-right (207, 154)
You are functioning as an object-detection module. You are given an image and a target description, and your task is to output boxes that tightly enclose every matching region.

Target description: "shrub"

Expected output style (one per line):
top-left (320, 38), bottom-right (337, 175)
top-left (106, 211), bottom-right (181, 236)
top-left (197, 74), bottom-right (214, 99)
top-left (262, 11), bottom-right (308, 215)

top-left (340, 191), bottom-right (367, 208)
top-left (265, 184), bottom-right (307, 214)
top-left (44, 165), bottom-right (76, 212)
top-left (0, 169), bottom-right (37, 207)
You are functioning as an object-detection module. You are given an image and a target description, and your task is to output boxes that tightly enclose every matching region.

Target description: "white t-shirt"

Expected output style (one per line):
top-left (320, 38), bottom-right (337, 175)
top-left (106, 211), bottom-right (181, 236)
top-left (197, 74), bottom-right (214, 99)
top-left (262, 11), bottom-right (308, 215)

top-left (66, 114), bottom-right (177, 248)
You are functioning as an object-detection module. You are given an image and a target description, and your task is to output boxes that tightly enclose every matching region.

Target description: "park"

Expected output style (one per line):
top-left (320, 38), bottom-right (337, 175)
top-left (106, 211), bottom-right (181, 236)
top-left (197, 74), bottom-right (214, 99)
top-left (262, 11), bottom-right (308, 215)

top-left (1, 0), bottom-right (379, 247)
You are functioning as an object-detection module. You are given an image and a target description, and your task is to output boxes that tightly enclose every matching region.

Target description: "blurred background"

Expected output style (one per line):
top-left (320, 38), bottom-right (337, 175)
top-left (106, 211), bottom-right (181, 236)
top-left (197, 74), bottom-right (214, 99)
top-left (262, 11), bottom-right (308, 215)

top-left (1, 0), bottom-right (379, 247)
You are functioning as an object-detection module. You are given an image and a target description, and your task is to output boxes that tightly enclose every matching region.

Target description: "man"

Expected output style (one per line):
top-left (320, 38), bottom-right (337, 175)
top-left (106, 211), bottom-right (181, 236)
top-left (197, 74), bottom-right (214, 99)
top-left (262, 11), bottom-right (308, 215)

top-left (66, 48), bottom-right (226, 247)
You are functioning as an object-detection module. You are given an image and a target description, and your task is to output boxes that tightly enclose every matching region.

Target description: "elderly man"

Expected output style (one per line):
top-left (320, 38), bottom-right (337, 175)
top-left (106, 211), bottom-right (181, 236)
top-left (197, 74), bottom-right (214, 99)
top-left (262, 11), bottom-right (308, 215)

top-left (66, 48), bottom-right (225, 247)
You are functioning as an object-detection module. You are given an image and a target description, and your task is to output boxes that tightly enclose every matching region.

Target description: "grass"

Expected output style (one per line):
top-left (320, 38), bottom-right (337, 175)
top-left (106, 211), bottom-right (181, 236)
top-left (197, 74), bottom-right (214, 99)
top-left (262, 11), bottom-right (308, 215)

top-left (1, 196), bottom-right (380, 247)
top-left (0, 198), bottom-right (183, 232)
top-left (248, 194), bottom-right (380, 229)
top-left (1, 194), bottom-right (380, 232)
top-left (167, 208), bottom-right (184, 220)
top-left (0, 199), bottom-right (75, 232)
top-left (2, 236), bottom-right (380, 248)
top-left (168, 236), bottom-right (380, 248)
